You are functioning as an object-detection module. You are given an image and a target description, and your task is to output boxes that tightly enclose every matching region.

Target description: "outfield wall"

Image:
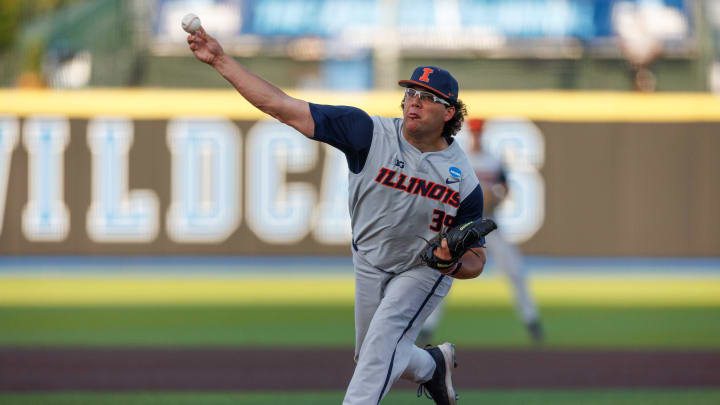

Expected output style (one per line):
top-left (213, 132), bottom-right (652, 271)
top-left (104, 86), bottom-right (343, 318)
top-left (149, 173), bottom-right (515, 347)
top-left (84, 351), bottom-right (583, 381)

top-left (0, 90), bottom-right (719, 256)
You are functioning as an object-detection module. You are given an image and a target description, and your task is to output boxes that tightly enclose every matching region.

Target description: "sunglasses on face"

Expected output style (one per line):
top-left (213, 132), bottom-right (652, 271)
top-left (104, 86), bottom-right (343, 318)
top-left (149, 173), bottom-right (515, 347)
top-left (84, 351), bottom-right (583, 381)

top-left (404, 88), bottom-right (451, 106)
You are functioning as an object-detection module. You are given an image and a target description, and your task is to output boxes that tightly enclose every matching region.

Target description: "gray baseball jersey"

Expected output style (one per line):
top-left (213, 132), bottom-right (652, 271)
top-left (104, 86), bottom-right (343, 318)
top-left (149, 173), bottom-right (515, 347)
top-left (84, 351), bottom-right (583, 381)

top-left (348, 115), bottom-right (482, 273)
top-left (309, 103), bottom-right (484, 405)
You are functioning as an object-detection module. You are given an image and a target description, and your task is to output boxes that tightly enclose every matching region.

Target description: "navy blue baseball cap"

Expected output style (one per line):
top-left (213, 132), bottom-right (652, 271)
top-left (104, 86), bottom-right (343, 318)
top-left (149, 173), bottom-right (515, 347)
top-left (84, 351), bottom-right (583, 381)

top-left (398, 66), bottom-right (459, 103)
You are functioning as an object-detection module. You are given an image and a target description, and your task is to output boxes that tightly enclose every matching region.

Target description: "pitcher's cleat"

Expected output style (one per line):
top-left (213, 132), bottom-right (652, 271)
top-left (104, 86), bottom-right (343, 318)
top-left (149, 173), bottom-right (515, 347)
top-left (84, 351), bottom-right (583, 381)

top-left (417, 342), bottom-right (458, 405)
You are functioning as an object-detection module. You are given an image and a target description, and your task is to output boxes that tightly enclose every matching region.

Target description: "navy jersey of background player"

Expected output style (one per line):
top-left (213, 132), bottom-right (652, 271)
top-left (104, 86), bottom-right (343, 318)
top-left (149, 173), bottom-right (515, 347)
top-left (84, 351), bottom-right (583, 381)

top-left (310, 104), bottom-right (484, 273)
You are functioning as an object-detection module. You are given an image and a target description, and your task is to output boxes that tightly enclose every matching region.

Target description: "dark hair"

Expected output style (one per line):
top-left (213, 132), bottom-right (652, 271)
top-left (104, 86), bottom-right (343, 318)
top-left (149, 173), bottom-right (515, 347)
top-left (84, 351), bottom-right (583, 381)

top-left (400, 98), bottom-right (468, 141)
top-left (442, 99), bottom-right (467, 140)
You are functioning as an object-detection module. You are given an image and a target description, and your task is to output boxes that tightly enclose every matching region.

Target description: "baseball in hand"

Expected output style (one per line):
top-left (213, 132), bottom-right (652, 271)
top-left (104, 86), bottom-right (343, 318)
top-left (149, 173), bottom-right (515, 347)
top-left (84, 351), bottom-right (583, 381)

top-left (181, 13), bottom-right (202, 34)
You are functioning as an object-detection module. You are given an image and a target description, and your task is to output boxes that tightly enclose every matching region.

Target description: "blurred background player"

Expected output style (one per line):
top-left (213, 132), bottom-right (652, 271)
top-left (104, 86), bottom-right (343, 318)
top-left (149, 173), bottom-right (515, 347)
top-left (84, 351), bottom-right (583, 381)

top-left (419, 118), bottom-right (544, 345)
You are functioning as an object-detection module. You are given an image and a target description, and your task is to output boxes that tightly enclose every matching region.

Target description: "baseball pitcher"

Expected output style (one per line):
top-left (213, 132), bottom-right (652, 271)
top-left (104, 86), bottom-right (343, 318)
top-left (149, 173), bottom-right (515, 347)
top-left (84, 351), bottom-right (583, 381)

top-left (186, 25), bottom-right (495, 405)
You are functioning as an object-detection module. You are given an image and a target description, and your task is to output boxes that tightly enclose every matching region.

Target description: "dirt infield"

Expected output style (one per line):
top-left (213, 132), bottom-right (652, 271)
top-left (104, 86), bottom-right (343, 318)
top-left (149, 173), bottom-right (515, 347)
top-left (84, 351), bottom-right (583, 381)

top-left (1, 348), bottom-right (719, 391)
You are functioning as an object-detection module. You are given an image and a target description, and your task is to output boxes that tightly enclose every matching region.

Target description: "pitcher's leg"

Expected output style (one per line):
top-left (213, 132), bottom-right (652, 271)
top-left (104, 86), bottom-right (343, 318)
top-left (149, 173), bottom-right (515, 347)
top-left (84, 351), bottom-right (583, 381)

top-left (400, 341), bottom-right (436, 382)
top-left (343, 270), bottom-right (451, 405)
top-left (417, 297), bottom-right (446, 346)
top-left (352, 260), bottom-right (389, 361)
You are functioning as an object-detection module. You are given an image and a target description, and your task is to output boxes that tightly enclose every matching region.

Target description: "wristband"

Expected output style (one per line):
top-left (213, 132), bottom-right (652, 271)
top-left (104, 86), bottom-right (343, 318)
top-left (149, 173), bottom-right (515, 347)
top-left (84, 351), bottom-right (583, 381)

top-left (447, 262), bottom-right (462, 276)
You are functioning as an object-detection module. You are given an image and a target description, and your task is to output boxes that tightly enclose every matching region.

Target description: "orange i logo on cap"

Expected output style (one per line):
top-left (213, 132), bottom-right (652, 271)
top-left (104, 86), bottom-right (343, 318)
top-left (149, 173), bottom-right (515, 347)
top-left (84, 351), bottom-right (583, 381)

top-left (418, 68), bottom-right (434, 83)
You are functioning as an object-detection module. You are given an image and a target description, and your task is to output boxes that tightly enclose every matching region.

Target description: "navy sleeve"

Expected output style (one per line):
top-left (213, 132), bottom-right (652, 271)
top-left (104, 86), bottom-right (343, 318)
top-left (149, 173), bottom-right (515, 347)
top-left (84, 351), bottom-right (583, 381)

top-left (454, 184), bottom-right (484, 225)
top-left (453, 184), bottom-right (486, 246)
top-left (309, 103), bottom-right (374, 174)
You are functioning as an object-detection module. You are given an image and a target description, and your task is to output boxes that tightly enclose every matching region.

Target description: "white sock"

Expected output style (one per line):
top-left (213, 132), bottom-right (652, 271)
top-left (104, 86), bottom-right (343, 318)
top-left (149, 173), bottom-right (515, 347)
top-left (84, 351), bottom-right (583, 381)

top-left (401, 345), bottom-right (436, 383)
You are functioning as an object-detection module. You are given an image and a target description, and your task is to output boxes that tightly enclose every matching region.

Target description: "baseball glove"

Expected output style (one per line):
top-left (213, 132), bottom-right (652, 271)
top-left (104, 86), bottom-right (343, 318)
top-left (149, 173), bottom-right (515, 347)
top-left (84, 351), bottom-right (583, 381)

top-left (419, 218), bottom-right (497, 273)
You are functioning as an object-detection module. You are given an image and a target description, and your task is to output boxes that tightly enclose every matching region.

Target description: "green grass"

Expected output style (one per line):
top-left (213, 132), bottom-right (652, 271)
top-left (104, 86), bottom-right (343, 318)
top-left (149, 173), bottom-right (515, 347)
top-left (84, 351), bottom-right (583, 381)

top-left (0, 305), bottom-right (355, 347)
top-left (2, 390), bottom-right (720, 405)
top-left (441, 306), bottom-right (720, 348)
top-left (1, 305), bottom-right (719, 348)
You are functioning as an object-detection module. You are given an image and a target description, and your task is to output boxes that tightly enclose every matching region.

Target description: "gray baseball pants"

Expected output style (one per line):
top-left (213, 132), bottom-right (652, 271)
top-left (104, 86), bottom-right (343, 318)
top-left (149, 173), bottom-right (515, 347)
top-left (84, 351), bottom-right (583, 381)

top-left (342, 252), bottom-right (453, 405)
